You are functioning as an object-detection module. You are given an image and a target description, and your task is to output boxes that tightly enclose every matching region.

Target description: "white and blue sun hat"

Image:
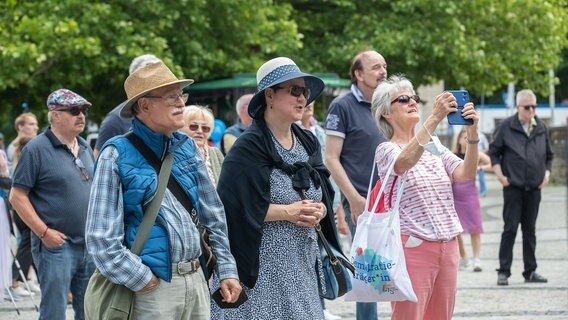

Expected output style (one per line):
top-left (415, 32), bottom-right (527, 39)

top-left (248, 57), bottom-right (325, 118)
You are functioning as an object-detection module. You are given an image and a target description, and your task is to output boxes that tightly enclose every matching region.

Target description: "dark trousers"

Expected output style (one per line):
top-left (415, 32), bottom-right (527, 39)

top-left (498, 186), bottom-right (541, 278)
top-left (11, 212), bottom-right (37, 282)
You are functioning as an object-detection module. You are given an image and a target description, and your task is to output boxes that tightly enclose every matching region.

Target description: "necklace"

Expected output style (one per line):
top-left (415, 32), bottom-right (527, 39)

top-left (68, 139), bottom-right (77, 153)
top-left (270, 129), bottom-right (295, 151)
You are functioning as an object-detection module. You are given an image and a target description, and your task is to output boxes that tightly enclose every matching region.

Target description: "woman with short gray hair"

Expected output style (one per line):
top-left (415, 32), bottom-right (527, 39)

top-left (369, 75), bottom-right (480, 320)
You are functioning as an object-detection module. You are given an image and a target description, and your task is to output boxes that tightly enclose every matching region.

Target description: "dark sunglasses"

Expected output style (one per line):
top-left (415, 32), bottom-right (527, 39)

top-left (274, 85), bottom-right (311, 99)
top-left (73, 157), bottom-right (90, 181)
top-left (391, 94), bottom-right (420, 105)
top-left (522, 105), bottom-right (536, 110)
top-left (58, 107), bottom-right (89, 116)
top-left (188, 123), bottom-right (211, 133)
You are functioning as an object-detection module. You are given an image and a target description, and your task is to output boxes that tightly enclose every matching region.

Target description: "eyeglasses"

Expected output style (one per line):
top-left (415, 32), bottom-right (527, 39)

top-left (73, 157), bottom-right (89, 181)
top-left (145, 92), bottom-right (189, 106)
top-left (188, 123), bottom-right (211, 133)
top-left (522, 105), bottom-right (536, 110)
top-left (57, 107), bottom-right (89, 116)
top-left (391, 94), bottom-right (420, 105)
top-left (274, 85), bottom-right (311, 99)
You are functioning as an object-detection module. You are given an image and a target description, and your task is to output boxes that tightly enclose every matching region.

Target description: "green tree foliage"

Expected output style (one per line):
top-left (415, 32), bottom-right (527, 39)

top-left (0, 0), bottom-right (566, 140)
top-left (290, 0), bottom-right (568, 96)
top-left (0, 0), bottom-right (299, 138)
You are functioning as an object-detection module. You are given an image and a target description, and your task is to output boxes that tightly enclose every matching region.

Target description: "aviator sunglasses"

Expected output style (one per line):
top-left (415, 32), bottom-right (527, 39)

top-left (274, 85), bottom-right (311, 99)
top-left (188, 123), bottom-right (211, 133)
top-left (391, 94), bottom-right (421, 105)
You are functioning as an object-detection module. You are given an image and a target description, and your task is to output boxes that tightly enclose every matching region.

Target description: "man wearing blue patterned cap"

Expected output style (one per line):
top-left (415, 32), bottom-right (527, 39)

top-left (10, 88), bottom-right (95, 320)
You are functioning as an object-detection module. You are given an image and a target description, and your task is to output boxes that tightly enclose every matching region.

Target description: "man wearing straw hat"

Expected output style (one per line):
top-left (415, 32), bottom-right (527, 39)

top-left (86, 61), bottom-right (241, 319)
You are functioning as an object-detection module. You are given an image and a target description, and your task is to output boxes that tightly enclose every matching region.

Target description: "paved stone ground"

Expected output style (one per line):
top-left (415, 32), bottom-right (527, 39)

top-left (325, 175), bottom-right (568, 319)
top-left (1, 175), bottom-right (566, 319)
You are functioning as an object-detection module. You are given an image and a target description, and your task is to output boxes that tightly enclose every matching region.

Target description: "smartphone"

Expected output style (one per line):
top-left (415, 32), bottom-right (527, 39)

top-left (447, 90), bottom-right (473, 125)
top-left (212, 288), bottom-right (248, 309)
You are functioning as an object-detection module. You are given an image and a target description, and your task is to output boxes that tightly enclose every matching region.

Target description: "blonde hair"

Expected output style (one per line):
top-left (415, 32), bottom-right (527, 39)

top-left (183, 105), bottom-right (215, 137)
top-left (12, 135), bottom-right (33, 169)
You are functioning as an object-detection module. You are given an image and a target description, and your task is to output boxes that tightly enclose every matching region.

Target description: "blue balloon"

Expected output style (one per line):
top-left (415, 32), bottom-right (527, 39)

top-left (210, 119), bottom-right (226, 143)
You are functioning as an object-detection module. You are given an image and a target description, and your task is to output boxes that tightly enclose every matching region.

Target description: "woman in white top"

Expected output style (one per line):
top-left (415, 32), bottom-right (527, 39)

top-left (368, 75), bottom-right (479, 320)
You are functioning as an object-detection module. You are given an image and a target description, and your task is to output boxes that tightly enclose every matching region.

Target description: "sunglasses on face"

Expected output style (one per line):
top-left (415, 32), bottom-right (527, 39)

top-left (58, 107), bottom-right (89, 116)
top-left (274, 85), bottom-right (311, 99)
top-left (146, 92), bottom-right (189, 106)
top-left (391, 94), bottom-right (421, 105)
top-left (188, 123), bottom-right (211, 133)
top-left (522, 105), bottom-right (536, 111)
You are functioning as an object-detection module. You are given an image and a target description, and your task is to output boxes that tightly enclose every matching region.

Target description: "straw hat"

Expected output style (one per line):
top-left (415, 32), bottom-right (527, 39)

top-left (248, 57), bottom-right (324, 118)
top-left (120, 61), bottom-right (194, 118)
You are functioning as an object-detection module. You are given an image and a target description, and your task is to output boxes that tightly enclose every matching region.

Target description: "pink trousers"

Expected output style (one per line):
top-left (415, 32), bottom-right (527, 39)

top-left (391, 235), bottom-right (459, 320)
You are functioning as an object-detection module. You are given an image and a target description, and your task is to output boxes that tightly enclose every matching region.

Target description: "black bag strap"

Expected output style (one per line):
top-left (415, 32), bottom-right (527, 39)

top-left (125, 133), bottom-right (199, 226)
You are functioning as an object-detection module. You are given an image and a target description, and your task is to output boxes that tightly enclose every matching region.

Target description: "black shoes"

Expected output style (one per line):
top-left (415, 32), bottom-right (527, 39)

top-left (525, 272), bottom-right (548, 283)
top-left (497, 273), bottom-right (509, 286)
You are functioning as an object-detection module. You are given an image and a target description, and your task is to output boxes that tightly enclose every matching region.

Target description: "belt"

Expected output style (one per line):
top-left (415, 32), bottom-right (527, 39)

top-left (172, 259), bottom-right (200, 275)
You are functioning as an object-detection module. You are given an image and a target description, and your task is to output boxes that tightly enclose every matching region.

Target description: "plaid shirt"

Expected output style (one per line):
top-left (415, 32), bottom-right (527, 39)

top-left (86, 146), bottom-right (238, 291)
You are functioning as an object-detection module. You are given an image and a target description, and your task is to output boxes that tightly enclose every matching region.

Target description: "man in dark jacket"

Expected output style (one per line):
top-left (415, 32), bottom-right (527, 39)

top-left (489, 89), bottom-right (554, 286)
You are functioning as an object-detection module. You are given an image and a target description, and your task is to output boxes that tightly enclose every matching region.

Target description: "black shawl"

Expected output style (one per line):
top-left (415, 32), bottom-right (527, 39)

top-left (217, 118), bottom-right (343, 288)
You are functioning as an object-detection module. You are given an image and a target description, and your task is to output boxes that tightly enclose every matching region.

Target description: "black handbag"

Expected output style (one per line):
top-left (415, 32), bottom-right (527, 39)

top-left (126, 133), bottom-right (217, 280)
top-left (296, 188), bottom-right (354, 300)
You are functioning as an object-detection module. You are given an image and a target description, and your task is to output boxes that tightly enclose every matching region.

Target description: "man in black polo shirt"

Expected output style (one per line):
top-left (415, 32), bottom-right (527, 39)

top-left (324, 50), bottom-right (387, 320)
top-left (10, 88), bottom-right (95, 320)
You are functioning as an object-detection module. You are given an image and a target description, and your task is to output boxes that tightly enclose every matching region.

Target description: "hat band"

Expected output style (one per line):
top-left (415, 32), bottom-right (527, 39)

top-left (257, 64), bottom-right (300, 92)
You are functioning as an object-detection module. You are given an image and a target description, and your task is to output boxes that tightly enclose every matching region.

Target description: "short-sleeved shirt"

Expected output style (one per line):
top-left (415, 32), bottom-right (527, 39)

top-left (12, 128), bottom-right (94, 244)
top-left (375, 142), bottom-right (463, 241)
top-left (95, 103), bottom-right (132, 151)
top-left (324, 85), bottom-right (386, 196)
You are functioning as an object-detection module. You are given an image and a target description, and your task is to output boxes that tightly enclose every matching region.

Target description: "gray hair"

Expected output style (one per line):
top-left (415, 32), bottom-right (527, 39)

top-left (47, 111), bottom-right (53, 124)
top-left (516, 89), bottom-right (537, 106)
top-left (371, 74), bottom-right (415, 139)
top-left (129, 54), bottom-right (161, 75)
top-left (235, 94), bottom-right (253, 116)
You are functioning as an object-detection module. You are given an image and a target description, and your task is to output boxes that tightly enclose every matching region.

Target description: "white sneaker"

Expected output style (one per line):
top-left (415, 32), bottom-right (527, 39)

top-left (323, 309), bottom-right (341, 320)
top-left (11, 285), bottom-right (34, 297)
top-left (459, 258), bottom-right (471, 270)
top-left (25, 281), bottom-right (41, 293)
top-left (3, 288), bottom-right (23, 301)
top-left (472, 258), bottom-right (483, 272)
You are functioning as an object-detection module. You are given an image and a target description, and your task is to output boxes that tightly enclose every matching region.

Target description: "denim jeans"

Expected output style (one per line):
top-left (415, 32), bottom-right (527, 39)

top-left (343, 199), bottom-right (378, 320)
top-left (477, 169), bottom-right (486, 196)
top-left (31, 235), bottom-right (95, 320)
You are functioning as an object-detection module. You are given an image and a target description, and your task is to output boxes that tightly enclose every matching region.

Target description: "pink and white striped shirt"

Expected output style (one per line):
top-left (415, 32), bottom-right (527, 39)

top-left (375, 142), bottom-right (463, 241)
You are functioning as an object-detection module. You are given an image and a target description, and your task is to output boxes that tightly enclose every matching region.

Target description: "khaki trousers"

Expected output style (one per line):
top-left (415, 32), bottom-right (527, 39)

top-left (133, 269), bottom-right (210, 320)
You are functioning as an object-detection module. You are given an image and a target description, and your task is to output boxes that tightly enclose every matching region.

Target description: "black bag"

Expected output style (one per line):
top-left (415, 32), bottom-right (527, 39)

top-left (126, 133), bottom-right (217, 280)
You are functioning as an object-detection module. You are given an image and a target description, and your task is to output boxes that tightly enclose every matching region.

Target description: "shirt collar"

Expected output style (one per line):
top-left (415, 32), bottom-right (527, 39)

top-left (350, 84), bottom-right (366, 103)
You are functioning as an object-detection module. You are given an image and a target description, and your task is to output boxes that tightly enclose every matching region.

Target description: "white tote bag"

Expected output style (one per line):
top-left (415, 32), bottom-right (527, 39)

top-left (344, 158), bottom-right (417, 302)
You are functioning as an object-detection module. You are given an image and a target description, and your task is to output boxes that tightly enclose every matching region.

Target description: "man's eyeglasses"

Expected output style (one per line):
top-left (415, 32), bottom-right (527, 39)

top-left (391, 94), bottom-right (421, 105)
top-left (73, 157), bottom-right (89, 181)
top-left (188, 123), bottom-right (211, 133)
top-left (145, 93), bottom-right (189, 106)
top-left (274, 85), bottom-right (311, 99)
top-left (57, 107), bottom-right (89, 116)
top-left (522, 104), bottom-right (536, 110)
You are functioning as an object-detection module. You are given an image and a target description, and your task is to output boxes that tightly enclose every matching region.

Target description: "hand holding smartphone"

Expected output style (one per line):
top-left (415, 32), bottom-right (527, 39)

top-left (447, 90), bottom-right (473, 125)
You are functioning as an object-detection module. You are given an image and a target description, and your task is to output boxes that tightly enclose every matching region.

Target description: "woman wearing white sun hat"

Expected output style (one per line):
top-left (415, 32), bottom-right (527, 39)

top-left (213, 57), bottom-right (344, 319)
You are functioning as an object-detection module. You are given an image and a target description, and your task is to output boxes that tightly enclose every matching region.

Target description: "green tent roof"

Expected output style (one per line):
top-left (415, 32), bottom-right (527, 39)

top-left (187, 73), bottom-right (350, 91)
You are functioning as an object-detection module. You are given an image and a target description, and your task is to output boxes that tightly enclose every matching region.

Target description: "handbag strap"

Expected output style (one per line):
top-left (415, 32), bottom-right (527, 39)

top-left (128, 134), bottom-right (174, 256)
top-left (296, 189), bottom-right (355, 275)
top-left (366, 156), bottom-right (397, 214)
top-left (126, 133), bottom-right (202, 229)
